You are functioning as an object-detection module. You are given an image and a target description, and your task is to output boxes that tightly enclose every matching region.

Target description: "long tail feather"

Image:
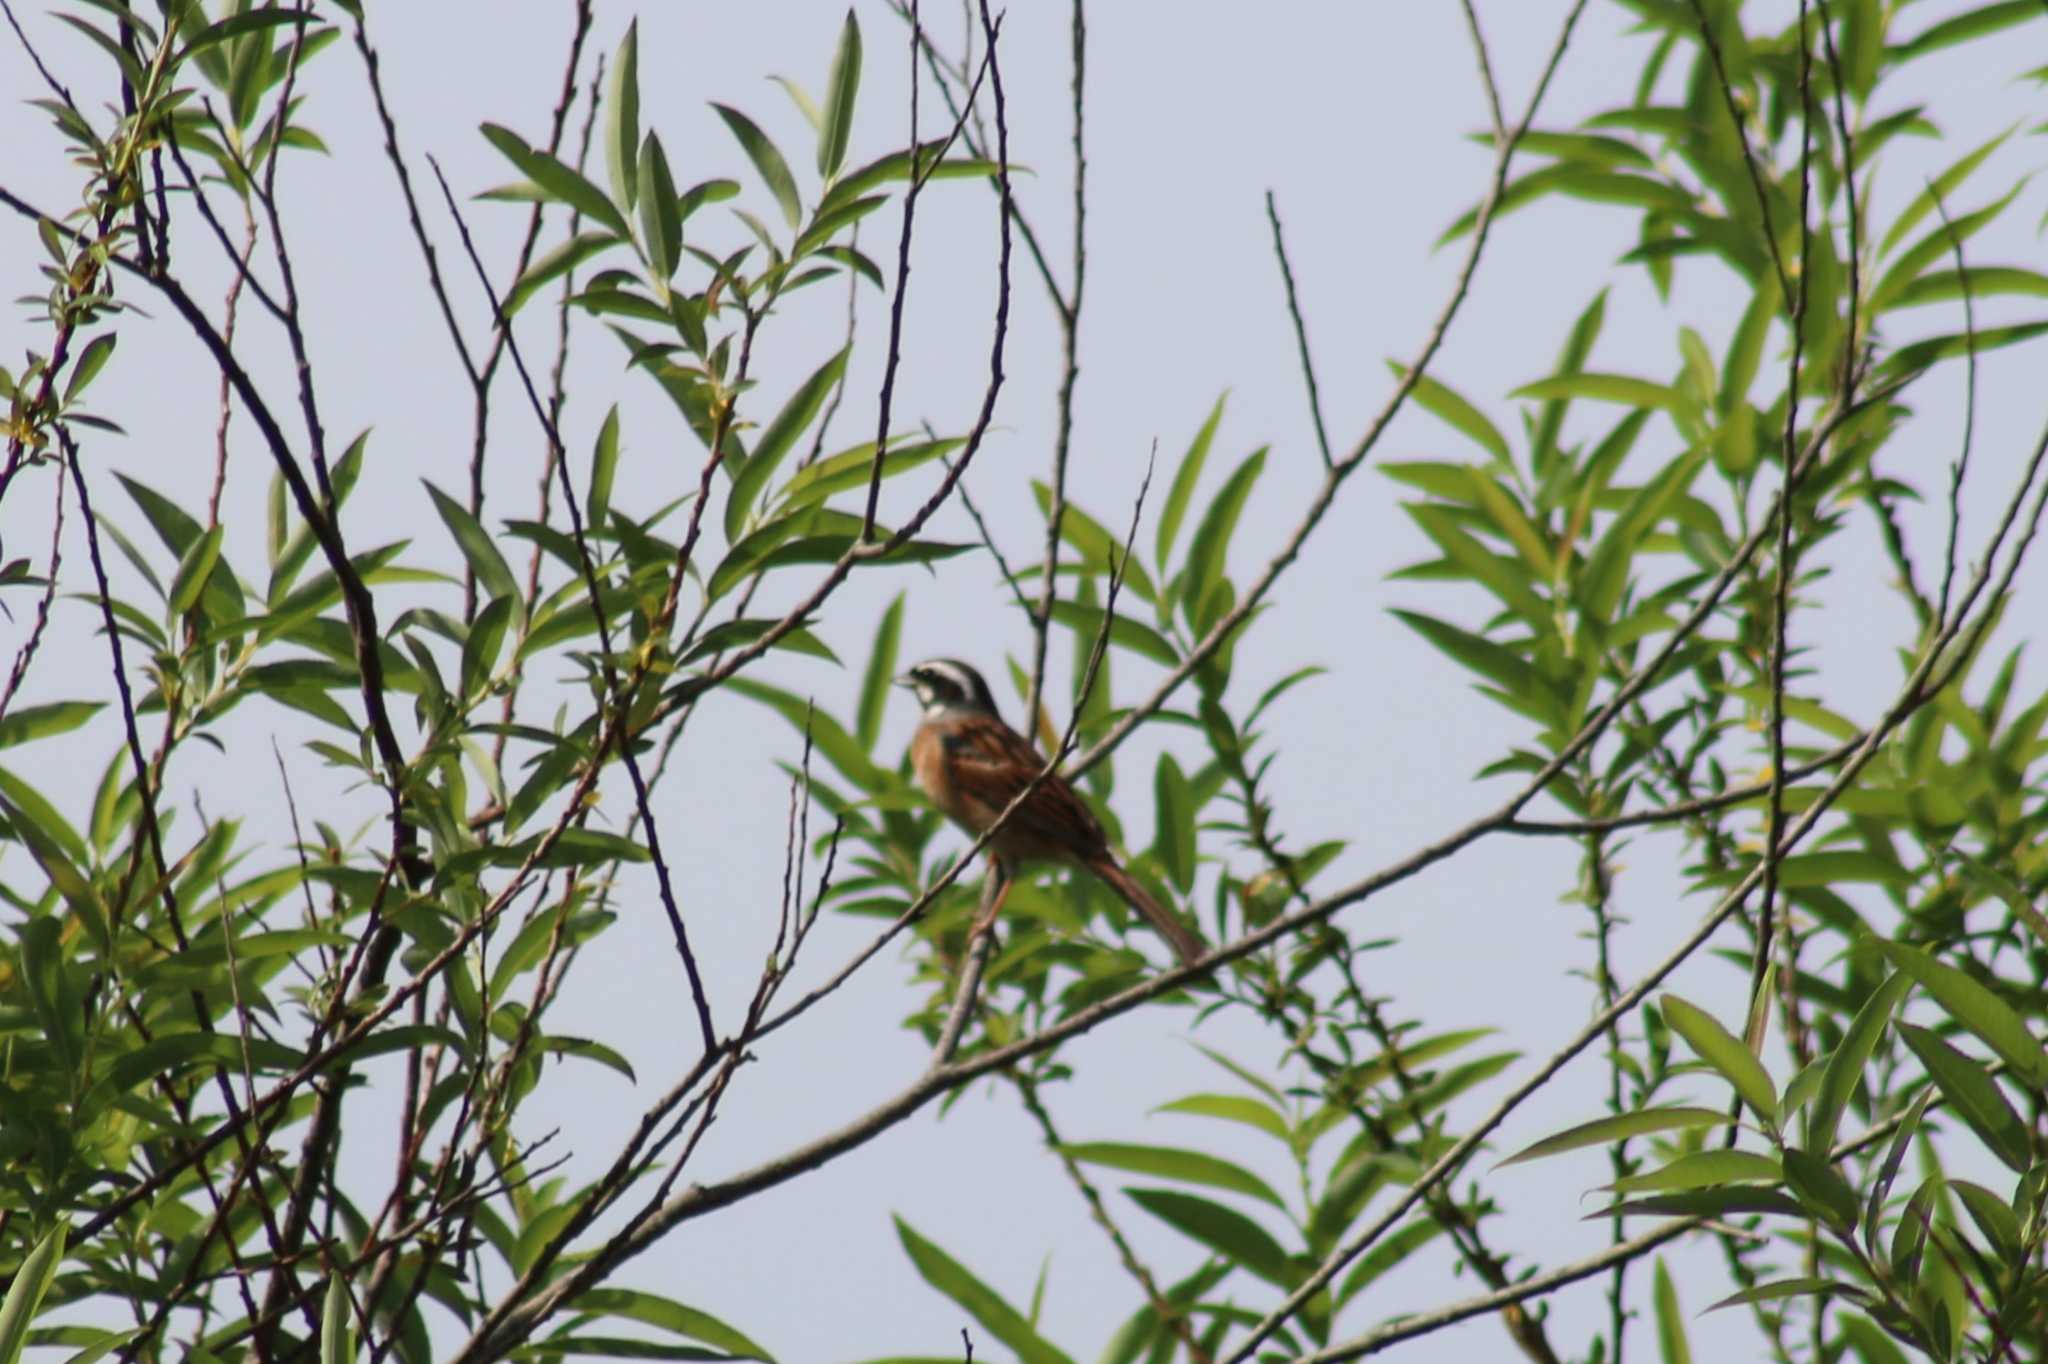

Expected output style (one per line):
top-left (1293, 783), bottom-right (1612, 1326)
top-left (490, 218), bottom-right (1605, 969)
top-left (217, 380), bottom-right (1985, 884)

top-left (1087, 857), bottom-right (1207, 966)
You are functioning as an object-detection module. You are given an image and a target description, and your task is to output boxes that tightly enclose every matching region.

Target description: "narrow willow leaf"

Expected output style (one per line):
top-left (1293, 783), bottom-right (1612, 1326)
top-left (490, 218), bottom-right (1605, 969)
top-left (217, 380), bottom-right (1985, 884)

top-left (1706, 1278), bottom-right (1866, 1314)
top-left (588, 405), bottom-right (620, 532)
top-left (637, 132), bottom-right (681, 281)
top-left (893, 1219), bottom-right (1076, 1364)
top-left (1151, 754), bottom-right (1196, 894)
top-left (1390, 361), bottom-right (1510, 463)
top-left (320, 1274), bottom-right (353, 1364)
top-left (1782, 1149), bottom-right (1860, 1229)
top-left (1049, 601), bottom-right (1177, 668)
top-left (1154, 1093), bottom-right (1290, 1142)
top-left (1060, 1142), bottom-right (1284, 1210)
top-left (1592, 1188), bottom-right (1806, 1221)
top-left (1031, 485), bottom-right (1159, 605)
top-left (778, 437), bottom-right (962, 513)
top-left (459, 595), bottom-right (517, 701)
top-left (425, 482), bottom-right (519, 608)
top-left (713, 103), bottom-right (803, 230)
top-left (726, 346), bottom-right (850, 542)
top-left (0, 1222), bottom-right (67, 1364)
top-left (1653, 1258), bottom-right (1691, 1364)
top-left (1391, 608), bottom-right (1541, 701)
top-left (478, 122), bottom-right (629, 238)
top-left (1806, 970), bottom-right (1910, 1155)
top-left (817, 9), bottom-right (861, 179)
top-left (503, 231), bottom-right (617, 317)
top-left (1497, 1107), bottom-right (1730, 1167)
top-left (1894, 1022), bottom-right (2030, 1171)
top-left (1878, 319), bottom-right (2048, 382)
top-left (1156, 392), bottom-right (1226, 570)
top-left (1604, 1149), bottom-right (1781, 1196)
top-left (567, 1288), bottom-right (777, 1362)
top-left (1882, 942), bottom-right (2048, 1086)
top-left (1180, 447), bottom-right (1265, 626)
top-left (603, 21), bottom-right (640, 212)
top-left (62, 332), bottom-right (116, 405)
top-left (1513, 372), bottom-right (1684, 411)
top-left (1662, 994), bottom-right (1778, 1124)
top-left (167, 525), bottom-right (225, 617)
top-left (0, 701), bottom-right (103, 751)
top-left (856, 591), bottom-right (904, 750)
top-left (1124, 1188), bottom-right (1296, 1289)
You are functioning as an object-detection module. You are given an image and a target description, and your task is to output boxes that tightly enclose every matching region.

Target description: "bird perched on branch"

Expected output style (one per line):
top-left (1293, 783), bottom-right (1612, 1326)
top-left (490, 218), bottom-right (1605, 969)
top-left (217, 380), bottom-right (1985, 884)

top-left (898, 657), bottom-right (1208, 966)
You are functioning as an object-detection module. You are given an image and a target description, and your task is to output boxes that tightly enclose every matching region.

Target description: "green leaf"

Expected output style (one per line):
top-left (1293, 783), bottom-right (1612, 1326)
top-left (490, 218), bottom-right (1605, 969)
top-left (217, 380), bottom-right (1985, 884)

top-left (460, 595), bottom-right (517, 700)
top-left (1391, 609), bottom-right (1540, 702)
top-left (637, 132), bottom-right (681, 282)
top-left (1875, 124), bottom-right (2007, 251)
top-left (1512, 372), bottom-right (1685, 411)
top-left (504, 231), bottom-right (619, 317)
top-left (1151, 754), bottom-right (1196, 894)
top-left (0, 1222), bottom-right (67, 1364)
top-left (1578, 449), bottom-right (1705, 624)
top-left (179, 9), bottom-right (320, 65)
top-left (1406, 504), bottom-right (1550, 626)
top-left (1048, 601), bottom-right (1177, 668)
top-left (1782, 1148), bottom-right (1859, 1229)
top-left (569, 1289), bottom-right (776, 1363)
top-left (1891, 4), bottom-right (2041, 63)
top-left (319, 1274), bottom-right (353, 1364)
top-left (1653, 1258), bottom-right (1691, 1364)
top-left (478, 122), bottom-right (630, 238)
top-left (117, 471), bottom-right (204, 559)
top-left (1155, 392), bottom-right (1226, 570)
top-left (893, 1219), bottom-right (1076, 1364)
top-left (1894, 1021), bottom-right (2030, 1171)
top-left (1030, 486), bottom-right (1159, 605)
top-left (727, 677), bottom-right (886, 793)
top-left (604, 22), bottom-right (641, 213)
top-left (1662, 994), bottom-right (1777, 1124)
top-left (1498, 1107), bottom-right (1733, 1167)
top-left (1593, 1188), bottom-right (1806, 1221)
top-left (1881, 942), bottom-right (2048, 1086)
top-left (727, 346), bottom-right (850, 542)
top-left (588, 405), bottom-right (621, 532)
top-left (1706, 1278), bottom-right (1865, 1314)
top-left (713, 104), bottom-right (803, 231)
top-left (679, 617), bottom-right (837, 666)
top-left (425, 481), bottom-right (519, 609)
top-left (1180, 447), bottom-right (1266, 629)
top-left (778, 437), bottom-right (961, 514)
top-left (1391, 361), bottom-right (1510, 464)
top-left (1153, 1093), bottom-right (1290, 1142)
top-left (63, 333), bottom-right (116, 405)
top-left (857, 591), bottom-right (904, 750)
top-left (1060, 1142), bottom-right (1285, 1210)
top-left (1890, 265), bottom-right (2048, 309)
top-left (817, 10), bottom-right (861, 179)
top-left (1878, 319), bottom-right (2048, 382)
top-left (0, 702), bottom-right (103, 751)
top-left (1124, 1188), bottom-right (1296, 1289)
top-left (1605, 1149), bottom-right (1781, 1195)
top-left (167, 525), bottom-right (225, 617)
top-left (1806, 969), bottom-right (1910, 1155)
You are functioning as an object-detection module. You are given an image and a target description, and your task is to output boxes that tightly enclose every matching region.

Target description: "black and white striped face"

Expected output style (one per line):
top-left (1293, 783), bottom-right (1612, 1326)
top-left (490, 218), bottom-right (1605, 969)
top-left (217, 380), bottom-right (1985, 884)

top-left (897, 657), bottom-right (1000, 718)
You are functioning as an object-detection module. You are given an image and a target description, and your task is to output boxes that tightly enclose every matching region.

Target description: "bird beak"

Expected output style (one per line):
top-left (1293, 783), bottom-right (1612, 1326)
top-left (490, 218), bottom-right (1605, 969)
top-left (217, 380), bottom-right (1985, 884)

top-left (893, 673), bottom-right (917, 690)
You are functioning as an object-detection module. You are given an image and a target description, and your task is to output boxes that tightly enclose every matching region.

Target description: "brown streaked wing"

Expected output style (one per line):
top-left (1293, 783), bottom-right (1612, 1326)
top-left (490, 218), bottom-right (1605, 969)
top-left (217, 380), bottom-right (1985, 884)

top-left (945, 716), bottom-right (1107, 855)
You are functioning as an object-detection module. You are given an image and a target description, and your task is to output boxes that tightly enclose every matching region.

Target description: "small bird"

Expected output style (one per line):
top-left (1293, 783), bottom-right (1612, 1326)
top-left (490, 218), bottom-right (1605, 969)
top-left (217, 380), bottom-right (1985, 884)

top-left (898, 657), bottom-right (1207, 966)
